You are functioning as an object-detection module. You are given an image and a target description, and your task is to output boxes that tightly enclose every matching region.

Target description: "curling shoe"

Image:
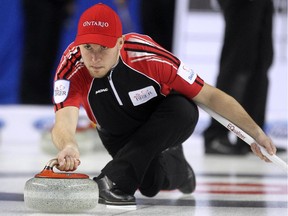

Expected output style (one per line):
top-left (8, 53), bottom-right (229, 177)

top-left (93, 175), bottom-right (136, 207)
top-left (178, 161), bottom-right (196, 194)
top-left (205, 136), bottom-right (247, 155)
top-left (164, 145), bottom-right (196, 194)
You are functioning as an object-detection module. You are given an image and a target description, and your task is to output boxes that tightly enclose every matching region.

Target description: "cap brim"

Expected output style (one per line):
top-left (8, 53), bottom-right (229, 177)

top-left (74, 34), bottom-right (118, 48)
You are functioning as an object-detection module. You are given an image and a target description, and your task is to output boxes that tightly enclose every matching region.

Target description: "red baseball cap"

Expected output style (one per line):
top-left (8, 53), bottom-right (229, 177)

top-left (74, 3), bottom-right (122, 48)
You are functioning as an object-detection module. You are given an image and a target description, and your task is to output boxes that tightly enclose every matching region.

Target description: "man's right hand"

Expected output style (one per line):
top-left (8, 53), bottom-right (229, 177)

top-left (56, 145), bottom-right (80, 171)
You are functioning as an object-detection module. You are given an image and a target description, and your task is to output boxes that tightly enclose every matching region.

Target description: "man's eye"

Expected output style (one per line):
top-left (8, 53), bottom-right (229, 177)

top-left (84, 44), bottom-right (92, 49)
top-left (101, 46), bottom-right (108, 50)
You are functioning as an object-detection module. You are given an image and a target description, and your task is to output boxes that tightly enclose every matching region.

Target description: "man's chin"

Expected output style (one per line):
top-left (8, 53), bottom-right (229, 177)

top-left (89, 70), bottom-right (107, 78)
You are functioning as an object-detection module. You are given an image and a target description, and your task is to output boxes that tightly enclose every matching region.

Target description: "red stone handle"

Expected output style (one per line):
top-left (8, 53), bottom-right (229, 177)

top-left (35, 158), bottom-right (89, 179)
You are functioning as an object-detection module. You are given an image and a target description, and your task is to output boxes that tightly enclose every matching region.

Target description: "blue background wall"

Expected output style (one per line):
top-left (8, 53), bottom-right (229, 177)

top-left (0, 0), bottom-right (141, 104)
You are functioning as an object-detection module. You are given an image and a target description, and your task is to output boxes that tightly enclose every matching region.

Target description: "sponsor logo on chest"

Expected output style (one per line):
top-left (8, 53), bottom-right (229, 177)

top-left (95, 88), bottom-right (109, 94)
top-left (128, 86), bottom-right (157, 106)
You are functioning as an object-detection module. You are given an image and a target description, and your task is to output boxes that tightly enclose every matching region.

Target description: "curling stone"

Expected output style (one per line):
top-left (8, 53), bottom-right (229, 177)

top-left (24, 159), bottom-right (98, 213)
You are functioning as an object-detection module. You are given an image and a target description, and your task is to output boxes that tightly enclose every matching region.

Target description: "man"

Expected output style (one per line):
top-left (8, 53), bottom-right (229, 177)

top-left (51, 3), bottom-right (276, 207)
top-left (204, 0), bottom-right (280, 155)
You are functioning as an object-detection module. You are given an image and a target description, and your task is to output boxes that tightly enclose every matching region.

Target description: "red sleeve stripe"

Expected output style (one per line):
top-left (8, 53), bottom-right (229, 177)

top-left (53, 100), bottom-right (64, 112)
top-left (56, 55), bottom-right (82, 80)
top-left (124, 41), bottom-right (180, 67)
top-left (124, 47), bottom-right (180, 67)
top-left (56, 46), bottom-right (82, 80)
top-left (195, 76), bottom-right (204, 87)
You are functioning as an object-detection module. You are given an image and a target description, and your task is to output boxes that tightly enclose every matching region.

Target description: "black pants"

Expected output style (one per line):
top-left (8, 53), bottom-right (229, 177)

top-left (20, 0), bottom-right (73, 104)
top-left (140, 0), bottom-right (175, 52)
top-left (204, 0), bottom-right (274, 144)
top-left (100, 95), bottom-right (199, 196)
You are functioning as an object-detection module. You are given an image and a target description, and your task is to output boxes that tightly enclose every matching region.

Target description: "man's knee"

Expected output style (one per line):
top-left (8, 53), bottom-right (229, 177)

top-left (167, 95), bottom-right (199, 134)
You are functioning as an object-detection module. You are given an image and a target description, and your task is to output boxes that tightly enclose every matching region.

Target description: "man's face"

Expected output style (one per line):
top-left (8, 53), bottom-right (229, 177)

top-left (79, 37), bottom-right (124, 78)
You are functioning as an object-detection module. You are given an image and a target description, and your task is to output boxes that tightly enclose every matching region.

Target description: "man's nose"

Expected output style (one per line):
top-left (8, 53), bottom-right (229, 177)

top-left (91, 52), bottom-right (101, 62)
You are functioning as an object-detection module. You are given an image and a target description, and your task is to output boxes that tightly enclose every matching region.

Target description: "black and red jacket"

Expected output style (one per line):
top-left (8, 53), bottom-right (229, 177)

top-left (53, 33), bottom-right (204, 136)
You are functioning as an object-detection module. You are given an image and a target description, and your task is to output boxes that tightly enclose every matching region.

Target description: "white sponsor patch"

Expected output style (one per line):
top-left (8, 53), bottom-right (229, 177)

top-left (128, 86), bottom-right (157, 106)
top-left (177, 62), bottom-right (197, 84)
top-left (53, 79), bottom-right (70, 103)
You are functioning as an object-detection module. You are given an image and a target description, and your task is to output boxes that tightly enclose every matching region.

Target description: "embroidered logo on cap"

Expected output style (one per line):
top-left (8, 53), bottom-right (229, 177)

top-left (83, 21), bottom-right (109, 27)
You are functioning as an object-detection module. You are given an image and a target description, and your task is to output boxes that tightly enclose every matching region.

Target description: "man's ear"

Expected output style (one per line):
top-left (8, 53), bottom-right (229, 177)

top-left (118, 36), bottom-right (125, 49)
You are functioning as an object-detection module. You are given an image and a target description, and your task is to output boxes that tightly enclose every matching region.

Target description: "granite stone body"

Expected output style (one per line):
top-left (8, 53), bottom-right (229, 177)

top-left (24, 177), bottom-right (99, 213)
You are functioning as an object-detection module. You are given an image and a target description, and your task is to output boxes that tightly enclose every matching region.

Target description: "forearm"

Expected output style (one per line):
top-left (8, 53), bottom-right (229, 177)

top-left (194, 84), bottom-right (265, 142)
top-left (51, 106), bottom-right (80, 151)
top-left (51, 123), bottom-right (80, 171)
top-left (209, 90), bottom-right (264, 142)
top-left (194, 83), bottom-right (276, 160)
top-left (51, 126), bottom-right (78, 151)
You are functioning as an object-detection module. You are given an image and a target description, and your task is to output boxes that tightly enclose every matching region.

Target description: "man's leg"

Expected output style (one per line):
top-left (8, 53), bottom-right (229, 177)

top-left (95, 95), bottom-right (199, 205)
top-left (139, 144), bottom-right (195, 197)
top-left (203, 0), bottom-right (264, 155)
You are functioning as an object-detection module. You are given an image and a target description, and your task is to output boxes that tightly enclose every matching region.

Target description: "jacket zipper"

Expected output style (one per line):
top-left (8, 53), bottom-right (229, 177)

top-left (108, 70), bottom-right (123, 106)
